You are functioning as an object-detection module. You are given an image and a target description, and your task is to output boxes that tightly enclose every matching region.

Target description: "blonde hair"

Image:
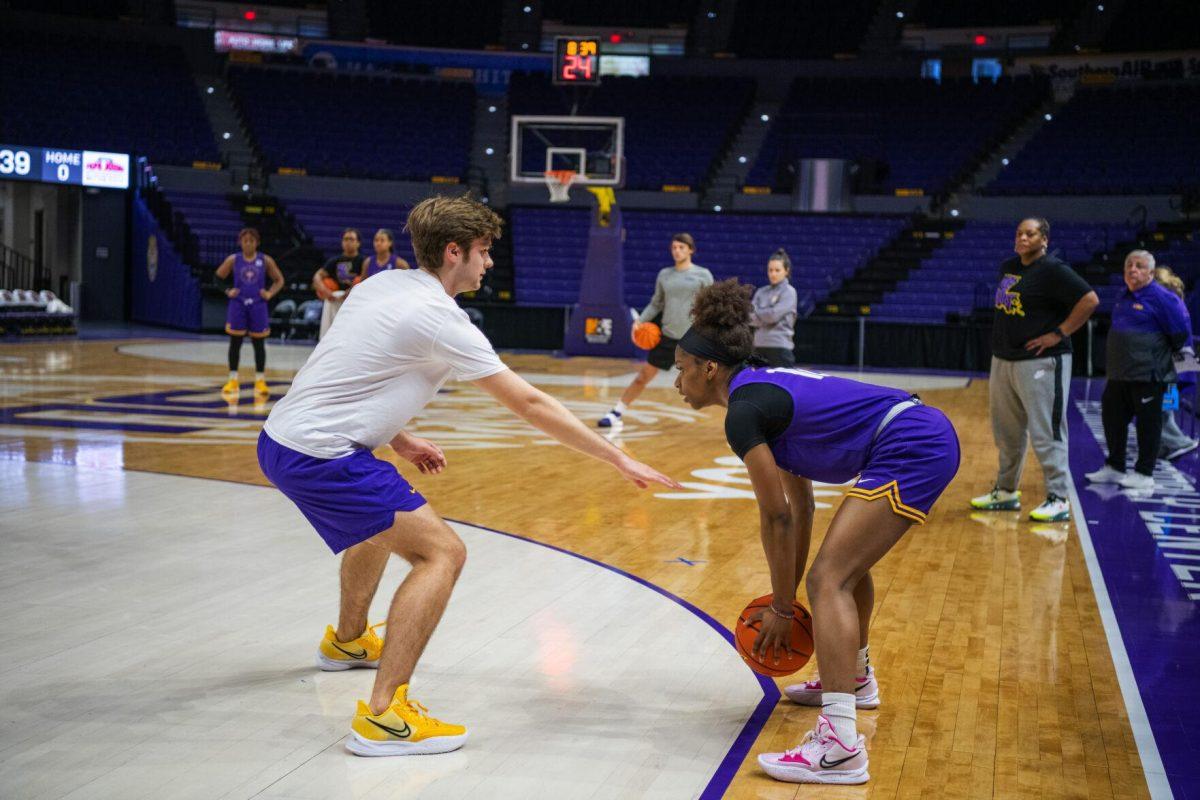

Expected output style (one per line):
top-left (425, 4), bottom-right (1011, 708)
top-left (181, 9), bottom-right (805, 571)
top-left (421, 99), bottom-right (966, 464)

top-left (1155, 265), bottom-right (1185, 299)
top-left (404, 195), bottom-right (503, 272)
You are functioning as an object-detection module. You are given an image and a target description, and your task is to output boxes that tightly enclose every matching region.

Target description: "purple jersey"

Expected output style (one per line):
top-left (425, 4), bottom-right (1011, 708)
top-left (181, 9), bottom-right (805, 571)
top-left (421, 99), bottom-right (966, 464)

top-left (233, 252), bottom-right (266, 299)
top-left (364, 254), bottom-right (397, 278)
top-left (728, 366), bottom-right (910, 484)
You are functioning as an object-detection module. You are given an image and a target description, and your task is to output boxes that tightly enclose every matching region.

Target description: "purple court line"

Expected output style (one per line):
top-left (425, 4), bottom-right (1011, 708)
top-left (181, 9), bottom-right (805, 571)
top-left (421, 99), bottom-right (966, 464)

top-left (7, 451), bottom-right (780, 798)
top-left (1066, 384), bottom-right (1182, 798)
top-left (444, 516), bottom-right (780, 800)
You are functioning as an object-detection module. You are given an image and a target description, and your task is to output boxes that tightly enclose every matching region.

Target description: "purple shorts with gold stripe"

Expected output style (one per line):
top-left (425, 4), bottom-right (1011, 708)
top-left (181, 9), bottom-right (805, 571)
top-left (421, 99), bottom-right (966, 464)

top-left (846, 404), bottom-right (960, 524)
top-left (257, 430), bottom-right (427, 553)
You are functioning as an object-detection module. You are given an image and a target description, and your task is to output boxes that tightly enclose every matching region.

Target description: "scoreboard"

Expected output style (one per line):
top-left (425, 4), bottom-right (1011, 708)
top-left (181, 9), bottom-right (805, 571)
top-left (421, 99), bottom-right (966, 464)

top-left (0, 143), bottom-right (131, 190)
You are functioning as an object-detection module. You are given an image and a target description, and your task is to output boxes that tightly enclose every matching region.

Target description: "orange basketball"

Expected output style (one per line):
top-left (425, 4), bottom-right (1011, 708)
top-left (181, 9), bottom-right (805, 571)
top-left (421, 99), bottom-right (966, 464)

top-left (322, 276), bottom-right (340, 293)
top-left (735, 594), bottom-right (814, 677)
top-left (633, 321), bottom-right (662, 350)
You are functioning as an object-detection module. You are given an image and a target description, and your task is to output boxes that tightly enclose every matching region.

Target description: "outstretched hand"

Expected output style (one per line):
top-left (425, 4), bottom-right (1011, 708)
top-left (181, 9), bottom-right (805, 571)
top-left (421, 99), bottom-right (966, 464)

top-left (615, 455), bottom-right (682, 490)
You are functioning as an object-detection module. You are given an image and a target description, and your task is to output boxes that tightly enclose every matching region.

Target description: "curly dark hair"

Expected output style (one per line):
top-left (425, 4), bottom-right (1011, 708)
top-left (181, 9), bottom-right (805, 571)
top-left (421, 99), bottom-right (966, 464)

top-left (690, 278), bottom-right (755, 363)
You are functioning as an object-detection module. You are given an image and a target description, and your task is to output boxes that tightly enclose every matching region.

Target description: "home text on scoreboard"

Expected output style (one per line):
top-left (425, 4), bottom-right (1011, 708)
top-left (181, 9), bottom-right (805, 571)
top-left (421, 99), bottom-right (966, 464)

top-left (0, 143), bottom-right (131, 190)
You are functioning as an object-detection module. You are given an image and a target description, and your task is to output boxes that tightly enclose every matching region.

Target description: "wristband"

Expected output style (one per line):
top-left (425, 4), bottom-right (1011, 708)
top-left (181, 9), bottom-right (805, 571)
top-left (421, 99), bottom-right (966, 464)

top-left (768, 605), bottom-right (795, 620)
top-left (1053, 326), bottom-right (1066, 340)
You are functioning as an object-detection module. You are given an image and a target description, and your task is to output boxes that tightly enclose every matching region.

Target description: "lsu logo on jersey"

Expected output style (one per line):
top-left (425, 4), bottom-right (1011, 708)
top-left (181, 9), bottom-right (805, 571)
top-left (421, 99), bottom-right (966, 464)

top-left (994, 274), bottom-right (1024, 317)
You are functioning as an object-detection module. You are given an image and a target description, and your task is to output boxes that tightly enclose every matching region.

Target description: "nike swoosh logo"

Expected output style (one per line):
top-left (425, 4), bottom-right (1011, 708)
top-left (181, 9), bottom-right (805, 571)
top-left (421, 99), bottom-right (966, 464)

top-left (1141, 397), bottom-right (1154, 403)
top-left (820, 752), bottom-right (860, 769)
top-left (331, 642), bottom-right (368, 659)
top-left (366, 717), bottom-right (412, 739)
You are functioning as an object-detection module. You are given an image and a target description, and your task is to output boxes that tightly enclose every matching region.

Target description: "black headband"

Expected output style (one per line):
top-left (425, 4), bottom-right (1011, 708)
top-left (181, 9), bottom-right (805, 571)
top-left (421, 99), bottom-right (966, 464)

top-left (679, 327), bottom-right (741, 366)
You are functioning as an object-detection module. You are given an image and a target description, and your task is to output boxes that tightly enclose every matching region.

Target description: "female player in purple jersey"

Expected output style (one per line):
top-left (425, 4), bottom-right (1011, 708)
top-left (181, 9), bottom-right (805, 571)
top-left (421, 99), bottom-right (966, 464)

top-left (673, 280), bottom-right (960, 786)
top-left (215, 227), bottom-right (284, 398)
top-left (359, 228), bottom-right (411, 281)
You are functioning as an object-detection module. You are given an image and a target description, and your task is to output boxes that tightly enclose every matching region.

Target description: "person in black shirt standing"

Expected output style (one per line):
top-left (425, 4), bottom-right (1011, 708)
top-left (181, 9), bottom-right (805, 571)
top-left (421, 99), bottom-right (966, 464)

top-left (312, 228), bottom-right (365, 340)
top-left (970, 217), bottom-right (1099, 522)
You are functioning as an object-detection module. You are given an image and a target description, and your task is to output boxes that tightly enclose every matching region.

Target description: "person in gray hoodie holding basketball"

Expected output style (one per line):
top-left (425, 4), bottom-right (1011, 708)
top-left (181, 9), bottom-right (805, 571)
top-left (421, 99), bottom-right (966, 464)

top-left (749, 249), bottom-right (799, 367)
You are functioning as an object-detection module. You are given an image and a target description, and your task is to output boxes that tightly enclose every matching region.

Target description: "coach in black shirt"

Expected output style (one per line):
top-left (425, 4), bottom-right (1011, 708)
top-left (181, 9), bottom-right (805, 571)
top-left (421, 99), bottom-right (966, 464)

top-left (970, 217), bottom-right (1099, 522)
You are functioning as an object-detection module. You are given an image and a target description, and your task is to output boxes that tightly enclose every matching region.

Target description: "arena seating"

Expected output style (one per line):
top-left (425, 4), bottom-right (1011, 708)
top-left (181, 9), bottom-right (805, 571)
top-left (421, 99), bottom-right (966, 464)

top-left (510, 207), bottom-right (906, 307)
top-left (162, 191), bottom-right (243, 241)
top-left (542, 0), bottom-right (697, 27)
top-left (745, 77), bottom-right (1047, 196)
top-left (227, 67), bottom-right (474, 182)
top-left (908, 0), bottom-right (1085, 27)
top-left (285, 198), bottom-right (417, 264)
top-left (725, 0), bottom-right (877, 59)
top-left (507, 73), bottom-right (755, 191)
top-left (0, 31), bottom-right (219, 166)
top-left (1101, 0), bottom-right (1200, 52)
top-left (870, 220), bottom-right (1138, 322)
top-left (985, 84), bottom-right (1200, 195)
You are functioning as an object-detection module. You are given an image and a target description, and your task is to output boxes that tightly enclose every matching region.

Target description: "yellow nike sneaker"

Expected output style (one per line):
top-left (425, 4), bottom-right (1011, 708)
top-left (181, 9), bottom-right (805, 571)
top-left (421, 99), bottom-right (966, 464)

top-left (221, 378), bottom-right (239, 396)
top-left (347, 684), bottom-right (468, 756)
top-left (316, 623), bottom-right (384, 671)
top-left (253, 379), bottom-right (270, 397)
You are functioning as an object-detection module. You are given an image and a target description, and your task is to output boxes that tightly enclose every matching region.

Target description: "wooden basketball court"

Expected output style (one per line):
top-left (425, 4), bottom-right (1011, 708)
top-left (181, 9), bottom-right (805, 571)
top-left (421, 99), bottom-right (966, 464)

top-left (0, 337), bottom-right (1151, 799)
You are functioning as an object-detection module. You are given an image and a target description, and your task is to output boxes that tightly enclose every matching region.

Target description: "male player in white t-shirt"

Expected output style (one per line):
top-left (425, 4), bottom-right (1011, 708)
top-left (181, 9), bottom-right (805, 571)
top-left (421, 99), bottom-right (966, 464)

top-left (259, 194), bottom-right (679, 757)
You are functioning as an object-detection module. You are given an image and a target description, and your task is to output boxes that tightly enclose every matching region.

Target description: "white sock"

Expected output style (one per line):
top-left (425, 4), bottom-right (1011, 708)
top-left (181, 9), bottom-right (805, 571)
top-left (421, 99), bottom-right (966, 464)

top-left (856, 645), bottom-right (870, 680)
top-left (822, 692), bottom-right (857, 744)
top-left (228, 371), bottom-right (238, 381)
top-left (255, 372), bottom-right (265, 383)
top-left (614, 401), bottom-right (627, 415)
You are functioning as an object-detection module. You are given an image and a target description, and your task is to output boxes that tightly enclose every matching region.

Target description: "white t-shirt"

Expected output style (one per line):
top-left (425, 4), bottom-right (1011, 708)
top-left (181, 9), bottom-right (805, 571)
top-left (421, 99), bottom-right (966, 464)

top-left (264, 268), bottom-right (508, 458)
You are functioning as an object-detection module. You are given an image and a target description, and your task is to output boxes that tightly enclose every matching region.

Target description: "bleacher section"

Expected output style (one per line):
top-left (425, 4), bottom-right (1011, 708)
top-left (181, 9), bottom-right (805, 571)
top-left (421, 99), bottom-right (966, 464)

top-left (507, 73), bottom-right (754, 191)
top-left (908, 0), bottom-right (1084, 27)
top-left (542, 0), bottom-right (697, 26)
top-left (745, 77), bottom-right (1047, 196)
top-left (511, 208), bottom-right (906, 308)
top-left (0, 31), bottom-right (218, 166)
top-left (227, 67), bottom-right (475, 181)
top-left (986, 84), bottom-right (1200, 195)
top-left (871, 221), bottom-right (1137, 322)
top-left (1101, 0), bottom-right (1200, 53)
top-left (286, 199), bottom-right (418, 265)
top-left (725, 0), bottom-right (877, 59)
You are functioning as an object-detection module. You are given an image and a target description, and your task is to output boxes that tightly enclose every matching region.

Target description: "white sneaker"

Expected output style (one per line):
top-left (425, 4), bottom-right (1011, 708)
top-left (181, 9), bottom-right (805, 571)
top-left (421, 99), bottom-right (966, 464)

top-left (1118, 472), bottom-right (1155, 491)
top-left (1165, 440), bottom-right (1199, 460)
top-left (597, 410), bottom-right (623, 428)
top-left (1085, 465), bottom-right (1126, 484)
top-left (1029, 494), bottom-right (1070, 522)
top-left (784, 667), bottom-right (880, 709)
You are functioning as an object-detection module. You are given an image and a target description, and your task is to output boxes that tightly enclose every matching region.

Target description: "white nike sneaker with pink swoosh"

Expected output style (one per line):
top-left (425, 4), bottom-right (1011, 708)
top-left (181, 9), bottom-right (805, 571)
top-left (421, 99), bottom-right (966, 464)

top-left (758, 715), bottom-right (869, 784)
top-left (784, 666), bottom-right (880, 708)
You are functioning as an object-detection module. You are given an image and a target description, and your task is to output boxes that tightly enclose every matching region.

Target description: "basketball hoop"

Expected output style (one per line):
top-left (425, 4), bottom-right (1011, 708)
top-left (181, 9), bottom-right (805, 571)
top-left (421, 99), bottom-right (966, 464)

top-left (543, 169), bottom-right (579, 203)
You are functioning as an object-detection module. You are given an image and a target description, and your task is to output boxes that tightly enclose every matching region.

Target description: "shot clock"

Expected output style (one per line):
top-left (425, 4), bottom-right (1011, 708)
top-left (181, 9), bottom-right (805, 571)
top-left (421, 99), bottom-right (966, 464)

top-left (0, 143), bottom-right (130, 190)
top-left (553, 36), bottom-right (601, 86)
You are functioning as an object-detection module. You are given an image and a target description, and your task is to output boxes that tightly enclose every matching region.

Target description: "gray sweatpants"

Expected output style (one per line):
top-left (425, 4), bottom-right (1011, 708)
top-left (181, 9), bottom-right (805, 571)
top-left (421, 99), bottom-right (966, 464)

top-left (1161, 410), bottom-right (1195, 455)
top-left (989, 354), bottom-right (1072, 497)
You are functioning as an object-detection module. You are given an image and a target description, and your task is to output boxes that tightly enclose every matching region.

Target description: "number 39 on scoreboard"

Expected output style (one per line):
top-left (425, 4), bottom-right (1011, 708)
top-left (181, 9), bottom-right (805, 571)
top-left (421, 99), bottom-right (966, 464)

top-left (553, 36), bottom-right (601, 86)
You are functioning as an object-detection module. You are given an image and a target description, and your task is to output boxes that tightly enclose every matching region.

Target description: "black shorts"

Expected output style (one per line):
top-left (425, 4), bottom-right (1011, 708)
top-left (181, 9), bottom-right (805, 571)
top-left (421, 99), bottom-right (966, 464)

top-left (647, 336), bottom-right (680, 371)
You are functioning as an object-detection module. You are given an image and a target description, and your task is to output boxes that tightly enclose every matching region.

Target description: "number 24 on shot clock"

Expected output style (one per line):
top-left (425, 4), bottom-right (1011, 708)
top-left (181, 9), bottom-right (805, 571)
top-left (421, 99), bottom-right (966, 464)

top-left (554, 36), bottom-right (600, 85)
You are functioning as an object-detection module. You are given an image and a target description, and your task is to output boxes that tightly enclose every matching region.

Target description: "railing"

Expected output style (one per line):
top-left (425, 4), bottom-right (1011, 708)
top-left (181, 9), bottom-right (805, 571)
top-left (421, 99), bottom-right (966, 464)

top-left (0, 243), bottom-right (50, 291)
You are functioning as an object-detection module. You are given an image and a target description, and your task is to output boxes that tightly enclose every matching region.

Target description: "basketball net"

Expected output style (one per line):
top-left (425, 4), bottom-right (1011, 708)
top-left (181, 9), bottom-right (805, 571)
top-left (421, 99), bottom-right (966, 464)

top-left (543, 169), bottom-right (578, 203)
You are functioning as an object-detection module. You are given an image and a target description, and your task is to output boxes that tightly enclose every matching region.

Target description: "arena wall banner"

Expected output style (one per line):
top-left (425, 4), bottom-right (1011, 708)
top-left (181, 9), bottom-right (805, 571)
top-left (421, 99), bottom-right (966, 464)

top-left (301, 42), bottom-right (550, 91)
top-left (1011, 51), bottom-right (1200, 82)
top-left (131, 195), bottom-right (202, 331)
